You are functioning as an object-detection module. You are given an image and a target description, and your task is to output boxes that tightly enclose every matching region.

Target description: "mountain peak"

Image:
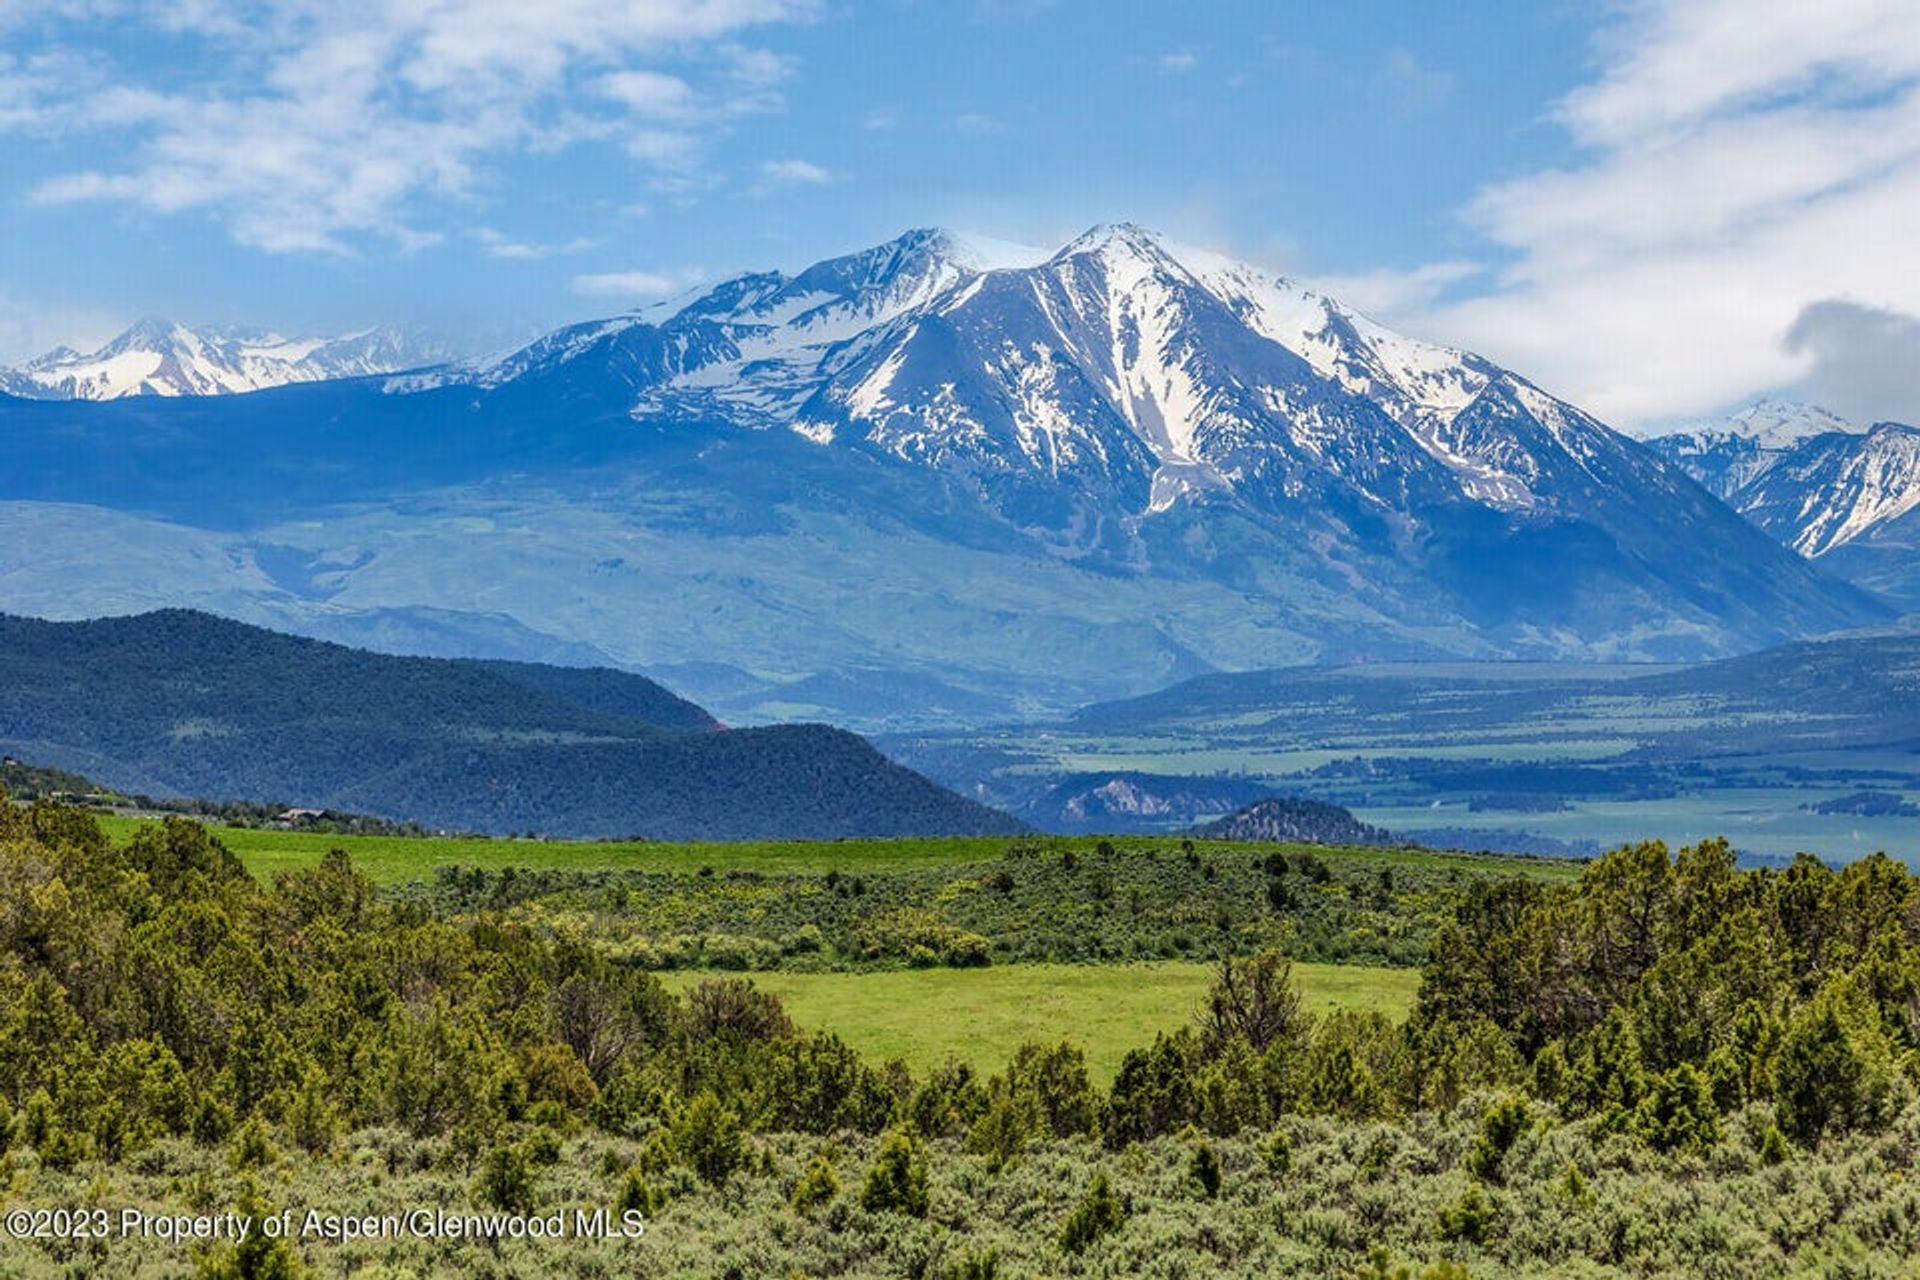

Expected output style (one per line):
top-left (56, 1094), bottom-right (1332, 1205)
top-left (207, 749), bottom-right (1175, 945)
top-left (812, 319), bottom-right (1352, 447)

top-left (101, 316), bottom-right (185, 353)
top-left (925, 228), bottom-right (1049, 272)
top-left (1052, 222), bottom-right (1179, 264)
top-left (1726, 399), bottom-right (1858, 447)
top-left (1650, 406), bottom-right (1920, 557)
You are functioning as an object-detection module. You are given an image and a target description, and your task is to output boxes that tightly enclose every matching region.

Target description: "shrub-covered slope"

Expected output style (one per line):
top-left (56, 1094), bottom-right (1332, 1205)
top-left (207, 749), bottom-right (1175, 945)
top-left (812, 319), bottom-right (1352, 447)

top-left (6, 807), bottom-right (1920, 1275)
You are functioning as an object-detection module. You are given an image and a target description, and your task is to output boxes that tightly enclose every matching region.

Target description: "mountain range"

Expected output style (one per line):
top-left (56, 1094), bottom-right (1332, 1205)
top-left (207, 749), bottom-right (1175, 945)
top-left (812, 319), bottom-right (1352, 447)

top-left (0, 318), bottom-right (445, 400)
top-left (0, 225), bottom-right (1898, 728)
top-left (1648, 402), bottom-right (1920, 608)
top-left (0, 609), bottom-right (1019, 839)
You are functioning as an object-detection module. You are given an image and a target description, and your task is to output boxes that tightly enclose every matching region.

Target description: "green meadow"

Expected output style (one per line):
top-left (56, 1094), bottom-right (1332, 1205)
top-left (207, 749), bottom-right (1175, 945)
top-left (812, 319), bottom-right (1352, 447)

top-left (660, 960), bottom-right (1420, 1082)
top-left (94, 812), bottom-right (1580, 884)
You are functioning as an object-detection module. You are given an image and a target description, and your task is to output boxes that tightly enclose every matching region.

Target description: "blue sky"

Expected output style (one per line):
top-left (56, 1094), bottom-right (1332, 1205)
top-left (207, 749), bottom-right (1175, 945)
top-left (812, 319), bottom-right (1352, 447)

top-left (3, 1), bottom-right (1919, 429)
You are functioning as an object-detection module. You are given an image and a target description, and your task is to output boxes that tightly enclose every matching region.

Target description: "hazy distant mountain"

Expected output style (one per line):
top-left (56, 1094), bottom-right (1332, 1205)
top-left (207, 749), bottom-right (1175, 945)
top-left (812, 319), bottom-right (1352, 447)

top-left (0, 228), bottom-right (1888, 727)
top-left (0, 610), bottom-right (1022, 839)
top-left (0, 318), bottom-right (447, 399)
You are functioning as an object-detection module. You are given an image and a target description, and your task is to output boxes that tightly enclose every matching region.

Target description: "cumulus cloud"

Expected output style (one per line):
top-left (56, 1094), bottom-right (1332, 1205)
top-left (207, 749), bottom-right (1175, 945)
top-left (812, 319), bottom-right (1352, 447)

top-left (1784, 300), bottom-right (1920, 426)
top-left (0, 0), bottom-right (816, 254)
top-left (1357, 0), bottom-right (1920, 429)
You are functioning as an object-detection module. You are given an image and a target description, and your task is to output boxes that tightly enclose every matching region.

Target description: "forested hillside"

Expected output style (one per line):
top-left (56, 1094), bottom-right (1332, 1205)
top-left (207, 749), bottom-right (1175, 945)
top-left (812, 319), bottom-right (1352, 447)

top-left (1194, 796), bottom-right (1395, 846)
top-left (0, 611), bottom-right (1019, 838)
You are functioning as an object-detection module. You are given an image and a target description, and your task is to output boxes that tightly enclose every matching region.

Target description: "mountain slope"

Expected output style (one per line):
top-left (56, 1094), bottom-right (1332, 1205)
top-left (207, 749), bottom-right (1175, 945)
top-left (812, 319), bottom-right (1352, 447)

top-left (0, 319), bottom-right (443, 399)
top-left (0, 227), bottom-right (1891, 727)
top-left (1731, 423), bottom-right (1920, 557)
top-left (0, 610), bottom-right (1021, 838)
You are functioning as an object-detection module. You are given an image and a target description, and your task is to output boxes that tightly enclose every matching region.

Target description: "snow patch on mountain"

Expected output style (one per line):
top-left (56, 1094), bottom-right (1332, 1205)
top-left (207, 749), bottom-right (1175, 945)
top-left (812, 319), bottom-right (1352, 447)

top-left (1771, 424), bottom-right (1920, 556)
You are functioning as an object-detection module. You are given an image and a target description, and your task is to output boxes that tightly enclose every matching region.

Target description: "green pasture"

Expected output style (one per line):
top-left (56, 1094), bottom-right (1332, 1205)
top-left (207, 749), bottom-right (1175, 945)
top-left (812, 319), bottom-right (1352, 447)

top-left (95, 813), bottom-right (1579, 885)
top-left (660, 959), bottom-right (1420, 1082)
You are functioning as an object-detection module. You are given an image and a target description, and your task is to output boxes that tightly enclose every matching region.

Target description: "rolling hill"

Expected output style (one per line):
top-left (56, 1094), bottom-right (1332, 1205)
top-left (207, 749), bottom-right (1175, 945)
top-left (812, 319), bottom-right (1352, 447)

top-left (1062, 633), bottom-right (1920, 757)
top-left (0, 610), bottom-right (1022, 839)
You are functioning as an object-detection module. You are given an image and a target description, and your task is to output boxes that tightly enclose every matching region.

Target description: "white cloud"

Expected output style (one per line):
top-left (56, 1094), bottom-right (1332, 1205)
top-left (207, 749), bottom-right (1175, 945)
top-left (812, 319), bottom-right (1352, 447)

top-left (596, 69), bottom-right (700, 121)
top-left (1376, 48), bottom-right (1453, 117)
top-left (1355, 0), bottom-right (1920, 429)
top-left (1307, 260), bottom-right (1482, 318)
top-left (473, 229), bottom-right (599, 260)
top-left (1158, 52), bottom-right (1197, 74)
top-left (954, 112), bottom-right (1003, 137)
top-left (758, 157), bottom-right (832, 186)
top-left (570, 267), bottom-right (704, 299)
top-left (2, 0), bottom-right (816, 254)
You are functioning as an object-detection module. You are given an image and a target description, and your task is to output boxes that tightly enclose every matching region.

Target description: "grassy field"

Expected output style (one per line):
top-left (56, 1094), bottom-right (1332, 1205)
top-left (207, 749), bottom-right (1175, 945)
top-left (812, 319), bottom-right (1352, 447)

top-left (659, 960), bottom-right (1420, 1082)
top-left (94, 813), bottom-right (1580, 885)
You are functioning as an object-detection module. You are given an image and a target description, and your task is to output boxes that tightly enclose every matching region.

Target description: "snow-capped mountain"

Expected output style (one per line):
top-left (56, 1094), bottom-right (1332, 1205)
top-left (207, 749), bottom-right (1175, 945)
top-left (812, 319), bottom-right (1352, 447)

top-left (0, 226), bottom-right (1891, 726)
top-left (1650, 404), bottom-right (1918, 556)
top-left (463, 225), bottom-right (1717, 534)
top-left (788, 224), bottom-right (1658, 530)
top-left (1, 319), bottom-right (445, 400)
top-left (449, 229), bottom-right (1044, 426)
top-left (1682, 399), bottom-right (1858, 450)
top-left (450, 225), bottom-right (1845, 642)
top-left (1647, 400), bottom-right (1861, 502)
